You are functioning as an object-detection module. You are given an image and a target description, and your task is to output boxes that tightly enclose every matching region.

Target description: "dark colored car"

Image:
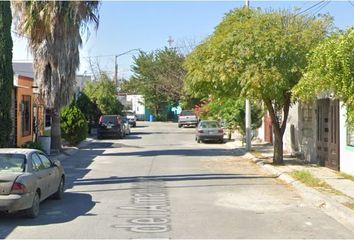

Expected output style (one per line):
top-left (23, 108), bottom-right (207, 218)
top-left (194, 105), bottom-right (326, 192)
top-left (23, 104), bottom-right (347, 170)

top-left (97, 115), bottom-right (124, 139)
top-left (0, 149), bottom-right (65, 218)
top-left (178, 110), bottom-right (198, 128)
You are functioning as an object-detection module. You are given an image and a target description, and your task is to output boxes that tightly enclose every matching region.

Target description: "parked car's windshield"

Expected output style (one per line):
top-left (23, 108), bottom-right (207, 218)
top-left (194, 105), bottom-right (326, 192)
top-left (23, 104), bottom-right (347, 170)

top-left (101, 116), bottom-right (118, 124)
top-left (200, 122), bottom-right (220, 129)
top-left (180, 110), bottom-right (195, 116)
top-left (0, 154), bottom-right (25, 172)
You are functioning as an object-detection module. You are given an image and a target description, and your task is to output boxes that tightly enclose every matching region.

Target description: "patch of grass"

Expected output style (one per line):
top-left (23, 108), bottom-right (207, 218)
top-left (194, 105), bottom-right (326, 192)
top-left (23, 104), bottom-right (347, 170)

top-left (291, 170), bottom-right (325, 187)
top-left (339, 172), bottom-right (354, 182)
top-left (291, 170), bottom-right (342, 195)
top-left (344, 202), bottom-right (354, 211)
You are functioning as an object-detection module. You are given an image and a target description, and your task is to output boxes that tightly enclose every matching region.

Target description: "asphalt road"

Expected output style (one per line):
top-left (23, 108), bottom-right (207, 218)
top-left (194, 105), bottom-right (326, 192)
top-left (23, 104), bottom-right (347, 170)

top-left (1, 122), bottom-right (353, 239)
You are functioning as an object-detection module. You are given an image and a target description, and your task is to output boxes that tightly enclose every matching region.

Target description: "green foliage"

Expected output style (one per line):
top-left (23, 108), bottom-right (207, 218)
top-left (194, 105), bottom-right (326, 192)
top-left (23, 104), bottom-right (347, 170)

top-left (21, 141), bottom-right (44, 152)
top-left (294, 28), bottom-right (354, 127)
top-left (184, 7), bottom-right (332, 164)
top-left (76, 92), bottom-right (102, 123)
top-left (185, 8), bottom-right (332, 102)
top-left (131, 48), bottom-right (186, 118)
top-left (201, 98), bottom-right (263, 136)
top-left (83, 73), bottom-right (123, 115)
top-left (60, 101), bottom-right (88, 146)
top-left (120, 78), bottom-right (142, 95)
top-left (0, 2), bottom-right (14, 147)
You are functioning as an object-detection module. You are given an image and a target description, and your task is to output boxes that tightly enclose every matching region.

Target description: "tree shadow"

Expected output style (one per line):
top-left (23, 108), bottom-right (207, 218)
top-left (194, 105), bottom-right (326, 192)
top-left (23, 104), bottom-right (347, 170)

top-left (101, 148), bottom-right (243, 157)
top-left (73, 173), bottom-right (277, 186)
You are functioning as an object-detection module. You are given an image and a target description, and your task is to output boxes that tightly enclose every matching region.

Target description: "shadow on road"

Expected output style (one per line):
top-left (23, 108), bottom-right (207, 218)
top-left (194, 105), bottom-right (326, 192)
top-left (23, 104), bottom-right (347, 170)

top-left (102, 148), bottom-right (243, 157)
top-left (73, 173), bottom-right (277, 186)
top-left (0, 192), bottom-right (96, 238)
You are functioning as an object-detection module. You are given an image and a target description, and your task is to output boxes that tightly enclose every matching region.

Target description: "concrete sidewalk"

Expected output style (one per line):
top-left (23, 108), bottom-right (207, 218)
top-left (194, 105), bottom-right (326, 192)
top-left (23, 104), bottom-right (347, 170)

top-left (226, 137), bottom-right (354, 232)
top-left (49, 137), bottom-right (95, 161)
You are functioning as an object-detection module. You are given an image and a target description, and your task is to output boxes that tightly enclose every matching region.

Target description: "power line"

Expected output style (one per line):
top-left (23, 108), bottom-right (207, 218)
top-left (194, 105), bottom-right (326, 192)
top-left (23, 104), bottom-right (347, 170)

top-left (310, 1), bottom-right (331, 17)
top-left (348, 0), bottom-right (354, 7)
top-left (295, 1), bottom-right (326, 16)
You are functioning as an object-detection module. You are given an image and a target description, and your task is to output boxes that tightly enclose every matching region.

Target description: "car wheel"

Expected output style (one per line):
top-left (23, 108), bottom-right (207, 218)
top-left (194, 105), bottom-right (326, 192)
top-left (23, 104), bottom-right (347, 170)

top-left (219, 139), bottom-right (224, 143)
top-left (178, 124), bottom-right (182, 128)
top-left (197, 137), bottom-right (201, 143)
top-left (53, 177), bottom-right (65, 200)
top-left (26, 192), bottom-right (40, 218)
top-left (133, 123), bottom-right (136, 127)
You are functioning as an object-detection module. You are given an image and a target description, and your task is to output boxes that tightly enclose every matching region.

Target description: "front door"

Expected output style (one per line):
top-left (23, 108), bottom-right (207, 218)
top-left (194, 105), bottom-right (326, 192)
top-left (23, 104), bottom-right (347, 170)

top-left (316, 99), bottom-right (340, 170)
top-left (316, 99), bottom-right (330, 166)
top-left (327, 99), bottom-right (340, 170)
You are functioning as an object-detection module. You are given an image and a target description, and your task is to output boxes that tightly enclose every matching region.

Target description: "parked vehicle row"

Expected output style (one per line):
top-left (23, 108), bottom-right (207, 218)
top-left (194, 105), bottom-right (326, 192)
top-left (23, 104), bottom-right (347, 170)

top-left (97, 114), bottom-right (134, 139)
top-left (0, 149), bottom-right (65, 218)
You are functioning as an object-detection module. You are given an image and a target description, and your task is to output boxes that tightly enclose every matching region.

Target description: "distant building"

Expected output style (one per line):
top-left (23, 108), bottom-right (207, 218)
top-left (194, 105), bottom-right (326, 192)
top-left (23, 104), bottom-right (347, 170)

top-left (118, 94), bottom-right (145, 120)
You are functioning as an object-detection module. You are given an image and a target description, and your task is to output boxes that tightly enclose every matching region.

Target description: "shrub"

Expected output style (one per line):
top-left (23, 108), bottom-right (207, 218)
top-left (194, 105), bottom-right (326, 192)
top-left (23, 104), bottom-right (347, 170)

top-left (21, 141), bottom-right (44, 152)
top-left (60, 102), bottom-right (88, 146)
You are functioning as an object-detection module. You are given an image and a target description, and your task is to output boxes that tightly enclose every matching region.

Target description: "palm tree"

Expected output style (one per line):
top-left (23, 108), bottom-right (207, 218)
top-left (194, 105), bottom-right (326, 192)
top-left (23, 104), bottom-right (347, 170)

top-left (12, 1), bottom-right (100, 151)
top-left (0, 1), bottom-right (14, 147)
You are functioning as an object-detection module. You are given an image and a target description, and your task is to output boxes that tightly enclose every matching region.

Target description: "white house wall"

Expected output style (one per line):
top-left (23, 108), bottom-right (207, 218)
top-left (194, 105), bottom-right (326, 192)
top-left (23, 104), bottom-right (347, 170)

top-left (127, 95), bottom-right (145, 115)
top-left (283, 102), bottom-right (317, 162)
top-left (339, 105), bottom-right (354, 175)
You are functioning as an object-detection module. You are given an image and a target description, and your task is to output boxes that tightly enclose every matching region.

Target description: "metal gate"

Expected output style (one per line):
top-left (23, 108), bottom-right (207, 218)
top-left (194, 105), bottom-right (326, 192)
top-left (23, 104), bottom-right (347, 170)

top-left (327, 99), bottom-right (340, 170)
top-left (316, 99), bottom-right (340, 170)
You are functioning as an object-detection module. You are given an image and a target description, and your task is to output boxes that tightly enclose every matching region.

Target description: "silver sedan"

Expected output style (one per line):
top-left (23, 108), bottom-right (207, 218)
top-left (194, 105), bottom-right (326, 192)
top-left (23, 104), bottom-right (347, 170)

top-left (0, 148), bottom-right (65, 218)
top-left (195, 120), bottom-right (224, 143)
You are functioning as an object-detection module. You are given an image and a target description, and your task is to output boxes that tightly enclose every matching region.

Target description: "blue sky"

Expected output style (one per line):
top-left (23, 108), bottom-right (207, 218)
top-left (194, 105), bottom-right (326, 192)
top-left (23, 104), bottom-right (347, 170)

top-left (12, 1), bottom-right (354, 79)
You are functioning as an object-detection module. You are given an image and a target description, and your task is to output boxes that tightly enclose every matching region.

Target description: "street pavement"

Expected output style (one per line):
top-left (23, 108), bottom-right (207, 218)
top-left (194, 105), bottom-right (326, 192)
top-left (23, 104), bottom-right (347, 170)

top-left (1, 122), bottom-right (354, 239)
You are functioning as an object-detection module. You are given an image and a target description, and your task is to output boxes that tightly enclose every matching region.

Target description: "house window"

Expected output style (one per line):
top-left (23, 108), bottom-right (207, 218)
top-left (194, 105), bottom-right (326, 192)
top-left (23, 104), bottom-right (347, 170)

top-left (21, 95), bottom-right (31, 137)
top-left (347, 128), bottom-right (354, 147)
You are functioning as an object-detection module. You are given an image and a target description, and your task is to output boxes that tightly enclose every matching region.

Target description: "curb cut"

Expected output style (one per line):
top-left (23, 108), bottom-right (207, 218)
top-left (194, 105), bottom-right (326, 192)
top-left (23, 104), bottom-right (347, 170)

top-left (226, 142), bottom-right (354, 233)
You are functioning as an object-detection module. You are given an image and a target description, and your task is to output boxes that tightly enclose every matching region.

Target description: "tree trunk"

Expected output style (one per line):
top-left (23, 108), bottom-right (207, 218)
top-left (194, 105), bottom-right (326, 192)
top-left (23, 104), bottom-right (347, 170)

top-left (273, 128), bottom-right (284, 164)
top-left (263, 93), bottom-right (291, 165)
top-left (50, 104), bottom-right (62, 152)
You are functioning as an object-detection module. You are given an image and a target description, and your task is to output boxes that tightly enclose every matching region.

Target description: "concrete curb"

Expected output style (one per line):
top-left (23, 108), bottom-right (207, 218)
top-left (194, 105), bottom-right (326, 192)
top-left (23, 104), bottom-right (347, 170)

top-left (50, 137), bottom-right (95, 162)
top-left (226, 142), bottom-right (354, 233)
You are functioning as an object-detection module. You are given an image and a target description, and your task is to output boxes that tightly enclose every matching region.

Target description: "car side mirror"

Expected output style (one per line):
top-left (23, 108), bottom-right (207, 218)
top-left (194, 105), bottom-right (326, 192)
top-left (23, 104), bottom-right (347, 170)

top-left (52, 160), bottom-right (61, 167)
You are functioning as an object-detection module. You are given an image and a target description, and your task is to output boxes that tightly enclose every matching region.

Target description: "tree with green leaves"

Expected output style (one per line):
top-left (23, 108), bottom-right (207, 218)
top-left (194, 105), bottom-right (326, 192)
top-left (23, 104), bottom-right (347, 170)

top-left (12, 1), bottom-right (100, 151)
top-left (184, 8), bottom-right (332, 164)
top-left (131, 48), bottom-right (186, 118)
top-left (0, 1), bottom-right (13, 147)
top-left (83, 73), bottom-right (123, 115)
top-left (60, 101), bottom-right (88, 146)
top-left (76, 92), bottom-right (102, 130)
top-left (293, 28), bottom-right (354, 126)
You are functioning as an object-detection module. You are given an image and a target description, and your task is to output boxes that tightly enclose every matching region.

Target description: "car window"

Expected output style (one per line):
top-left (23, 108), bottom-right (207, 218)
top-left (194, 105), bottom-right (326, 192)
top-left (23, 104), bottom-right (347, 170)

top-left (37, 153), bottom-right (52, 169)
top-left (180, 111), bottom-right (195, 116)
top-left (208, 122), bottom-right (219, 128)
top-left (200, 122), bottom-right (219, 128)
top-left (0, 154), bottom-right (25, 172)
top-left (31, 153), bottom-right (45, 171)
top-left (102, 116), bottom-right (118, 124)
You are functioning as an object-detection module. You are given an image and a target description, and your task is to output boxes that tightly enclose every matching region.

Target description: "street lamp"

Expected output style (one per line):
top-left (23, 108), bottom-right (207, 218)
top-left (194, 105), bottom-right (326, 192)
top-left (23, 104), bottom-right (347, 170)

top-left (114, 48), bottom-right (140, 90)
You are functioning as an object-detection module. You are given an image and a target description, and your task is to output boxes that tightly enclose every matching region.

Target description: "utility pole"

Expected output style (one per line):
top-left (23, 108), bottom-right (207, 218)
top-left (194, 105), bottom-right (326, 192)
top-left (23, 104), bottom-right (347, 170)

top-left (168, 36), bottom-right (174, 48)
top-left (115, 55), bottom-right (118, 90)
top-left (114, 48), bottom-right (140, 92)
top-left (245, 0), bottom-right (252, 152)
